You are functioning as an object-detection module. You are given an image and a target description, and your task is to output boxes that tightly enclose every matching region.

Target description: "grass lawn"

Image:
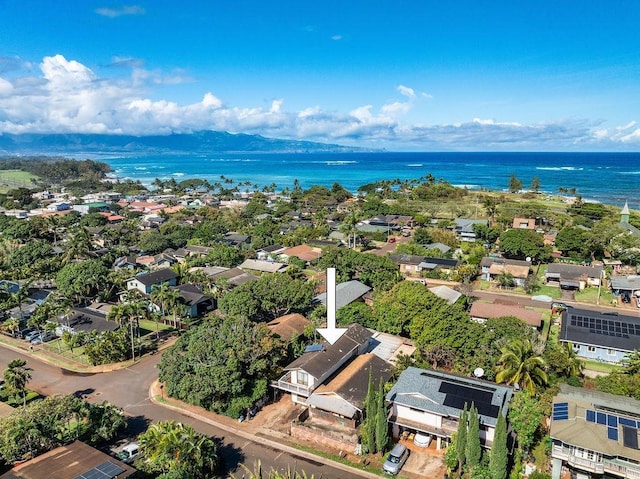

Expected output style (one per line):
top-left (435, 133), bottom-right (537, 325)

top-left (0, 169), bottom-right (39, 192)
top-left (574, 287), bottom-right (616, 306)
top-left (532, 284), bottom-right (563, 299)
top-left (583, 359), bottom-right (622, 374)
top-left (139, 319), bottom-right (174, 335)
top-left (540, 310), bottom-right (552, 341)
top-left (0, 388), bottom-right (41, 407)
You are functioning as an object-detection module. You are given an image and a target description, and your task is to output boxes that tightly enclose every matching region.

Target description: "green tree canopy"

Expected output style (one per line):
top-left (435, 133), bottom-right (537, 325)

top-left (159, 316), bottom-right (286, 416)
top-left (498, 229), bottom-right (552, 263)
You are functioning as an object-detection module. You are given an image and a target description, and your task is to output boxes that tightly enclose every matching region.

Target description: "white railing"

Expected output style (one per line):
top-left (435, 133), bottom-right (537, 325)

top-left (553, 445), bottom-right (640, 478)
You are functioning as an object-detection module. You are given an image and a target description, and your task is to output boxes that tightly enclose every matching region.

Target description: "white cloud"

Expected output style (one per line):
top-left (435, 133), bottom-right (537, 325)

top-left (41, 55), bottom-right (95, 86)
top-left (0, 54), bottom-right (638, 150)
top-left (95, 5), bottom-right (145, 18)
top-left (0, 77), bottom-right (13, 96)
top-left (331, 35), bottom-right (342, 41)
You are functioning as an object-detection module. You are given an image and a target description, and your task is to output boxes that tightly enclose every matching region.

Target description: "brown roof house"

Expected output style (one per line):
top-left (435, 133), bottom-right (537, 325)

top-left (306, 353), bottom-right (393, 428)
top-left (279, 244), bottom-right (322, 264)
top-left (480, 257), bottom-right (531, 286)
top-left (267, 313), bottom-right (312, 341)
top-left (469, 301), bottom-right (542, 328)
top-left (512, 217), bottom-right (536, 230)
top-left (0, 441), bottom-right (135, 479)
top-left (272, 323), bottom-right (373, 405)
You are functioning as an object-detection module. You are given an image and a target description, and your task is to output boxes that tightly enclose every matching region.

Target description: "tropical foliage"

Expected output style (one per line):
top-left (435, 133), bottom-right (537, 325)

top-left (158, 315), bottom-right (286, 416)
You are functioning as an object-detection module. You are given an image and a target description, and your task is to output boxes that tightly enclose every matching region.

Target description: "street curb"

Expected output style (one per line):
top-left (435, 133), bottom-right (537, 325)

top-left (148, 380), bottom-right (383, 479)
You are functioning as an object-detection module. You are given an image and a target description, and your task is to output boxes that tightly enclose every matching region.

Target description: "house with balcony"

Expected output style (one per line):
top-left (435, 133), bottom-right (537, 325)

top-left (550, 384), bottom-right (640, 479)
top-left (272, 323), bottom-right (373, 405)
top-left (559, 308), bottom-right (640, 364)
top-left (386, 367), bottom-right (513, 450)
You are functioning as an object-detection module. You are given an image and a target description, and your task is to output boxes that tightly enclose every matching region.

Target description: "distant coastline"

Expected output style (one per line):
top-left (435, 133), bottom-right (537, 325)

top-left (100, 151), bottom-right (640, 209)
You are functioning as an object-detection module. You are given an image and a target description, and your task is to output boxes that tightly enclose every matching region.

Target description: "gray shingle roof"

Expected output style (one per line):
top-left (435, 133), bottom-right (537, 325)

top-left (129, 268), bottom-right (177, 286)
top-left (314, 280), bottom-right (371, 309)
top-left (386, 367), bottom-right (512, 427)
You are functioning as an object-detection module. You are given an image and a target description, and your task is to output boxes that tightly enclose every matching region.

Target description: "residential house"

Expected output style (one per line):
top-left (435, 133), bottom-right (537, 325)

top-left (313, 280), bottom-right (371, 310)
top-left (550, 384), bottom-right (640, 479)
top-left (172, 284), bottom-right (214, 318)
top-left (546, 263), bottom-right (604, 290)
top-left (220, 232), bottom-right (251, 248)
top-left (603, 259), bottom-right (624, 273)
top-left (267, 313), bottom-right (312, 341)
top-left (480, 257), bottom-right (531, 286)
top-left (389, 254), bottom-right (424, 277)
top-left (429, 285), bottom-right (463, 305)
top-left (560, 308), bottom-right (640, 363)
top-left (56, 304), bottom-right (119, 336)
top-left (454, 218), bottom-right (488, 242)
top-left (126, 269), bottom-right (178, 295)
top-left (386, 367), bottom-right (513, 450)
top-left (256, 244), bottom-right (286, 260)
top-left (610, 275), bottom-right (640, 302)
top-left (239, 259), bottom-right (288, 274)
top-left (367, 214), bottom-right (414, 229)
top-left (306, 353), bottom-right (393, 427)
top-left (512, 217), bottom-right (536, 229)
top-left (469, 301), bottom-right (542, 328)
top-left (272, 323), bottom-right (373, 405)
top-left (172, 245), bottom-right (213, 263)
top-left (207, 267), bottom-right (259, 287)
top-left (0, 440), bottom-right (136, 479)
top-left (280, 244), bottom-right (322, 264)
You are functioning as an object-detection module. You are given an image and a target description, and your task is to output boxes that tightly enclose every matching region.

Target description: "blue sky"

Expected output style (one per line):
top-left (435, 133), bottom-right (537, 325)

top-left (1, 0), bottom-right (639, 151)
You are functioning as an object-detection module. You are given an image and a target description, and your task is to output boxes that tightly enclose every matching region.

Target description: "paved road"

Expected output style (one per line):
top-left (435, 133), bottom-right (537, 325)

top-left (0, 345), bottom-right (363, 478)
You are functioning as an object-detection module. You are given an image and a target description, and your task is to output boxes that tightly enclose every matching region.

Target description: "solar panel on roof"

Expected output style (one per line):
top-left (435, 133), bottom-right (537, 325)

top-left (624, 426), bottom-right (639, 449)
top-left (304, 344), bottom-right (324, 353)
top-left (552, 403), bottom-right (569, 421)
top-left (439, 381), bottom-right (500, 419)
top-left (74, 461), bottom-right (125, 479)
top-left (608, 427), bottom-right (619, 441)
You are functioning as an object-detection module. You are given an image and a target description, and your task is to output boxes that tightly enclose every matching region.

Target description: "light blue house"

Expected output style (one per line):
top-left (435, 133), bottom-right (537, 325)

top-left (559, 308), bottom-right (640, 363)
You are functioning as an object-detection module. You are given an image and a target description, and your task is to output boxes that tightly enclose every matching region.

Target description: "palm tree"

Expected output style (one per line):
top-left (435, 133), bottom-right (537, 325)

top-left (495, 339), bottom-right (548, 396)
top-left (139, 421), bottom-right (218, 478)
top-left (2, 317), bottom-right (20, 338)
top-left (3, 358), bottom-right (33, 406)
top-left (107, 304), bottom-right (137, 361)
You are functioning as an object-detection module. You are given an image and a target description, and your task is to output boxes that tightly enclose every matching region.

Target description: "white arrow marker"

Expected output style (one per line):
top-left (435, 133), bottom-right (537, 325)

top-left (317, 267), bottom-right (347, 345)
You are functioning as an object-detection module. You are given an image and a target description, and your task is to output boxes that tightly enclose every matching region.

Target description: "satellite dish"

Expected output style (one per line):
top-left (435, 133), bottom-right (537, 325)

top-left (473, 367), bottom-right (484, 378)
top-left (526, 257), bottom-right (532, 263)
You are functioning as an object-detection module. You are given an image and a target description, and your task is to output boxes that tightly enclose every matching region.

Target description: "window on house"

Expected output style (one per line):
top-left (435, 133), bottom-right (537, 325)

top-left (587, 346), bottom-right (596, 353)
top-left (297, 372), bottom-right (309, 386)
top-left (608, 349), bottom-right (616, 356)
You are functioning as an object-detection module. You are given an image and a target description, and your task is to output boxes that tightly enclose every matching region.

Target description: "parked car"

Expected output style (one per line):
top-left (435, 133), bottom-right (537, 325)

top-left (383, 443), bottom-right (409, 475)
top-left (17, 327), bottom-right (35, 339)
top-left (31, 332), bottom-right (56, 344)
top-left (116, 443), bottom-right (139, 464)
top-left (413, 432), bottom-right (432, 448)
top-left (24, 330), bottom-right (42, 342)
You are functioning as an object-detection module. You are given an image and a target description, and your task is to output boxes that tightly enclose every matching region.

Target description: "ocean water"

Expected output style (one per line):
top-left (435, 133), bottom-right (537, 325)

top-left (102, 152), bottom-right (640, 209)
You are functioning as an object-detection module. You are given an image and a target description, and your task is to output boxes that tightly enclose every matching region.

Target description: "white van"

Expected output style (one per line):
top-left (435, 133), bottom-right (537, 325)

top-left (117, 443), bottom-right (139, 464)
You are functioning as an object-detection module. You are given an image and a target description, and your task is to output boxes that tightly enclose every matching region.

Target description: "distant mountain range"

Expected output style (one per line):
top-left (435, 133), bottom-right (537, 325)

top-left (0, 131), bottom-right (359, 155)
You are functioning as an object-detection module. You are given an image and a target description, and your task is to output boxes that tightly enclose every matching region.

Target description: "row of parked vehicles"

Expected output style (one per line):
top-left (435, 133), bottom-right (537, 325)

top-left (15, 327), bottom-right (56, 345)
